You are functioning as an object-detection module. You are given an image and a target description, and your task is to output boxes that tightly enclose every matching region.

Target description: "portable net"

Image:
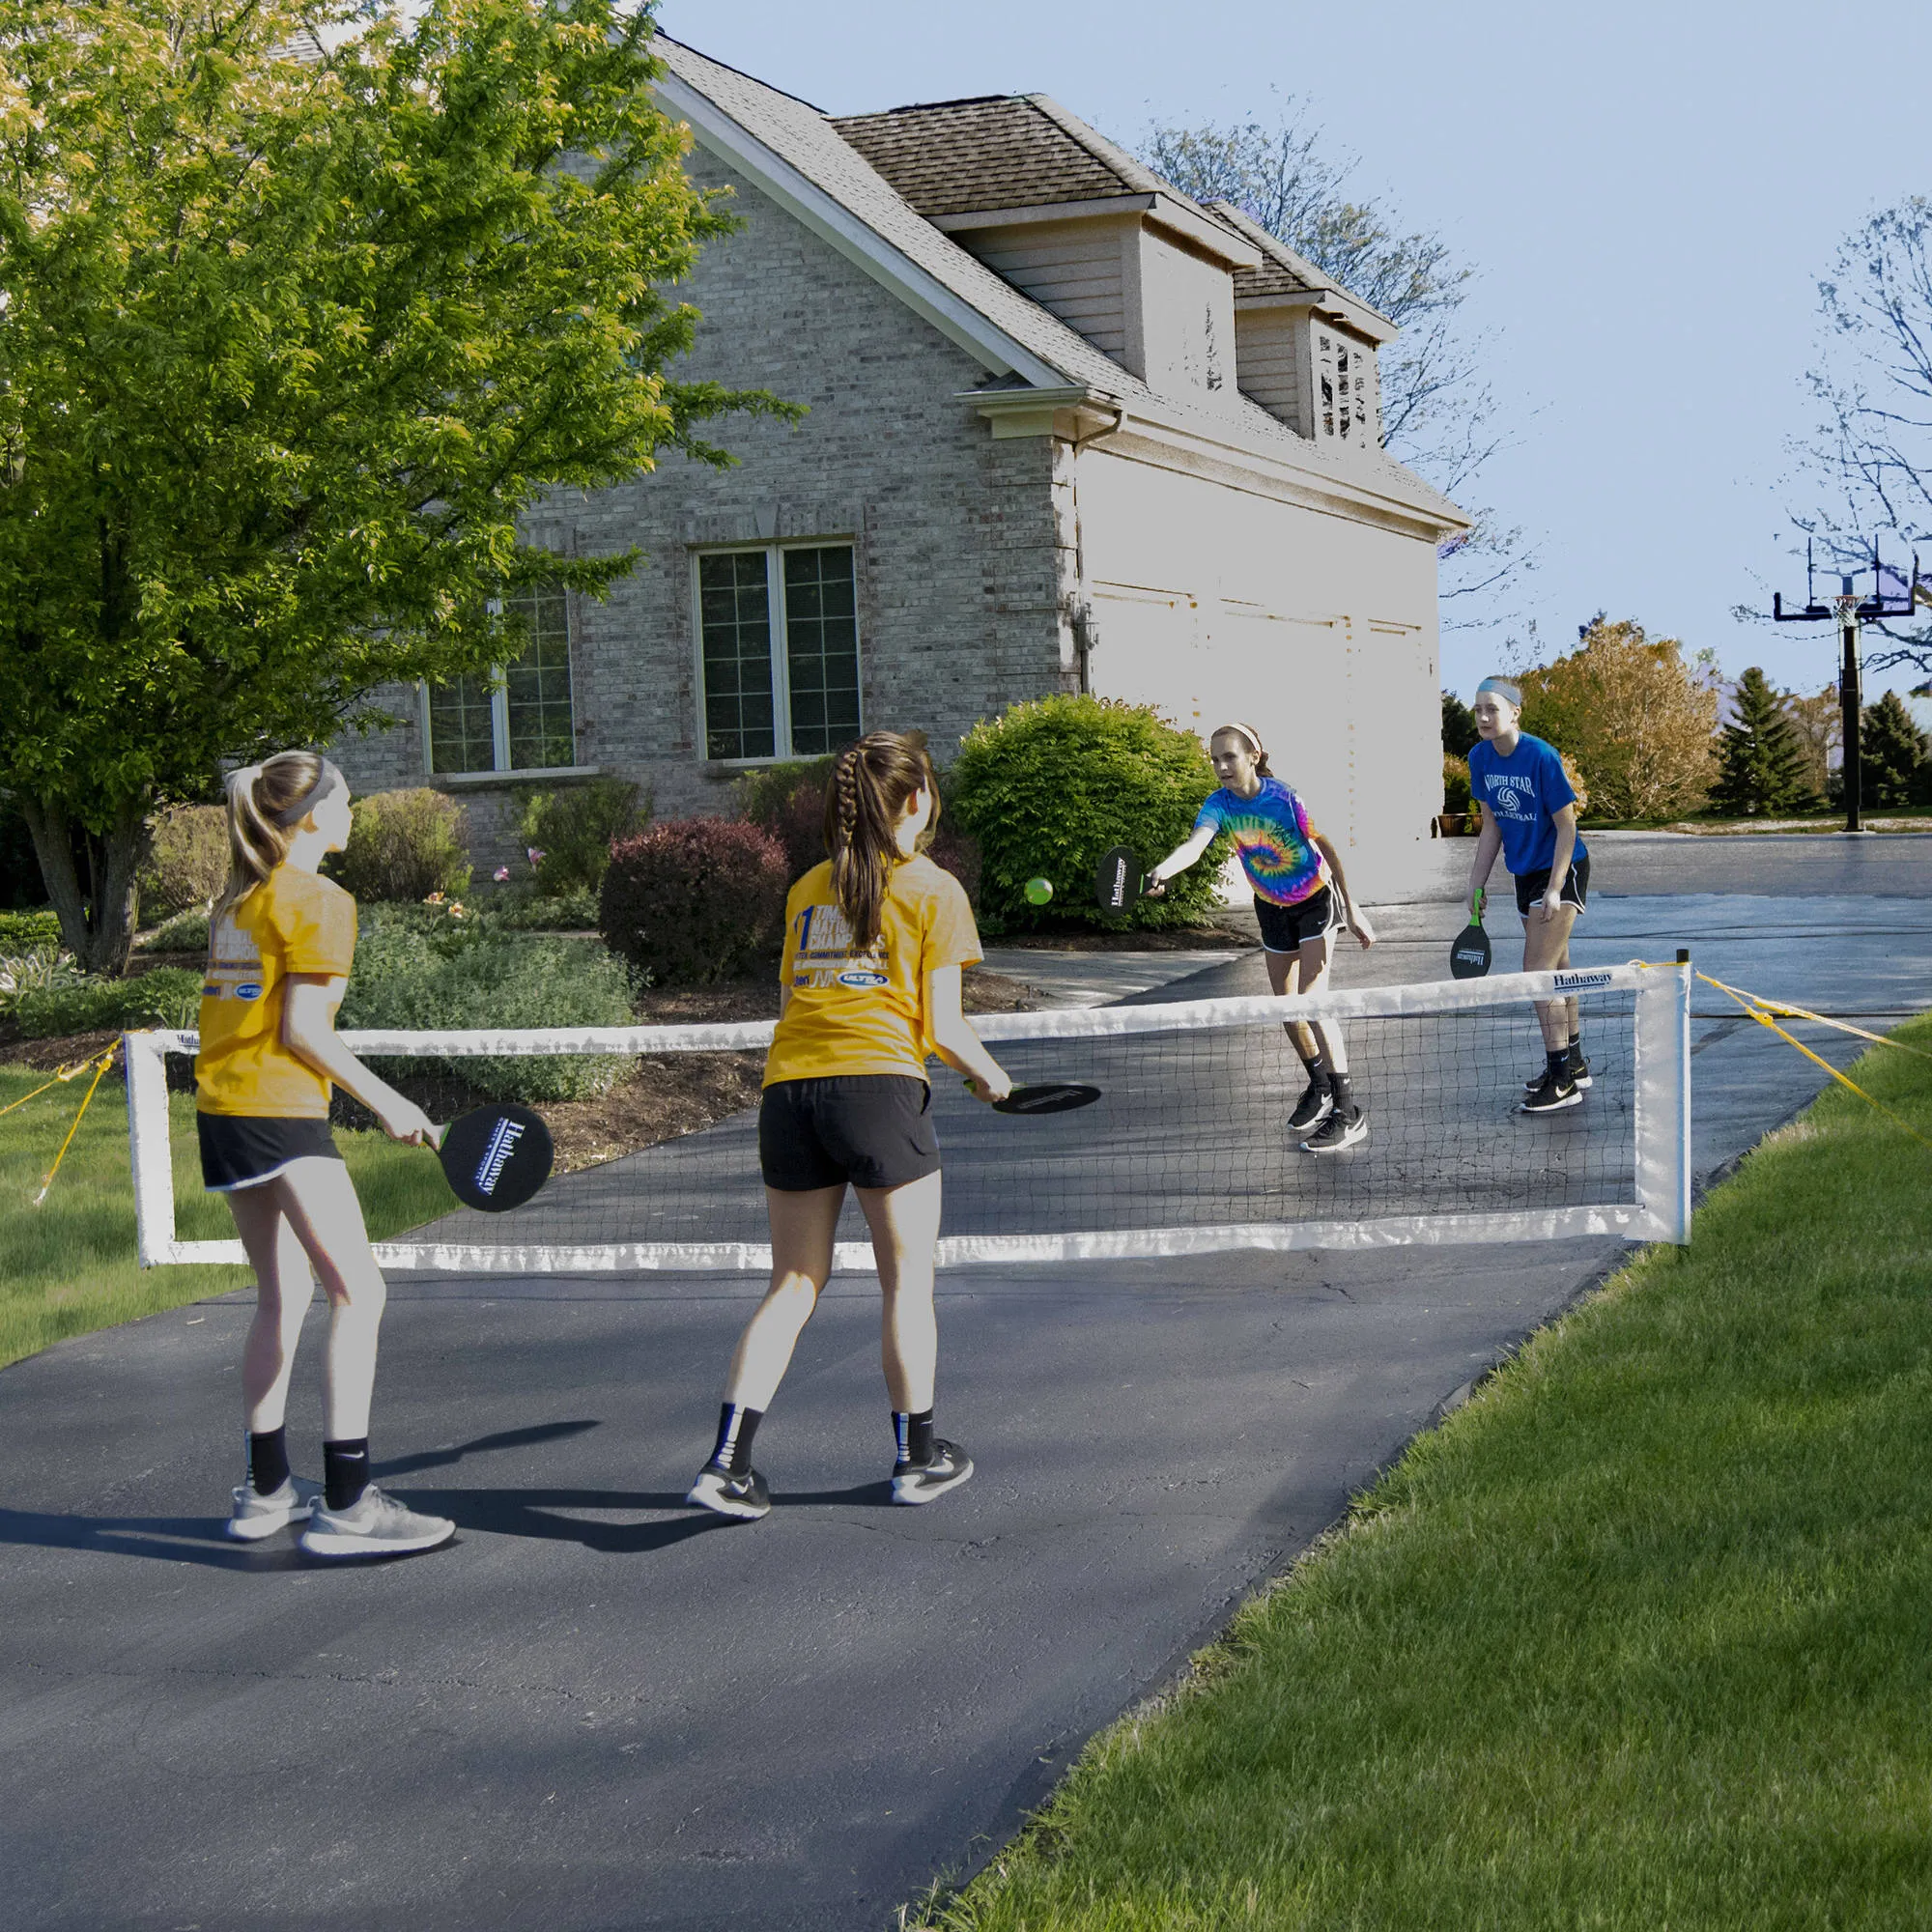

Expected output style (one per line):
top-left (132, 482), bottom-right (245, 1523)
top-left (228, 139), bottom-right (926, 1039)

top-left (127, 962), bottom-right (1690, 1273)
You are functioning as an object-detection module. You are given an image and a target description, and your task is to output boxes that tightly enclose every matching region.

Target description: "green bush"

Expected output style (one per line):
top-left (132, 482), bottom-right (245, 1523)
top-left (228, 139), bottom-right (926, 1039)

top-left (143, 908), bottom-right (211, 954)
top-left (9, 966), bottom-right (204, 1038)
top-left (1442, 754), bottom-right (1471, 814)
top-left (330, 789), bottom-right (472, 903)
top-left (951, 696), bottom-right (1226, 931)
top-left (0, 909), bottom-right (60, 953)
top-left (337, 917), bottom-right (633, 1102)
top-left (492, 886), bottom-right (602, 930)
top-left (515, 778), bottom-right (649, 895)
top-left (139, 804), bottom-right (228, 920)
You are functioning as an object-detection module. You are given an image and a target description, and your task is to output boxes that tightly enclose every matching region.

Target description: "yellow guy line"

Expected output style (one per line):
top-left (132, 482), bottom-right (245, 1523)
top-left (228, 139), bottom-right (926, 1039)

top-left (1695, 972), bottom-right (1932, 1063)
top-left (1695, 974), bottom-right (1932, 1154)
top-left (0, 1048), bottom-right (113, 1121)
top-left (32, 1045), bottom-right (120, 1208)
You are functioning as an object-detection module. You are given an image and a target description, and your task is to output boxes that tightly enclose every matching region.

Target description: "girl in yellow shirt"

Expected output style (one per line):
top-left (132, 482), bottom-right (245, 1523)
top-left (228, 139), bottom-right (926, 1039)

top-left (687, 731), bottom-right (1012, 1520)
top-left (197, 753), bottom-right (452, 1560)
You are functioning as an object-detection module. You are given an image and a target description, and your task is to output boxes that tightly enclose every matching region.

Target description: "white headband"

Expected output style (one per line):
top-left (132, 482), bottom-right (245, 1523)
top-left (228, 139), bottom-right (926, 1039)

top-left (1475, 677), bottom-right (1522, 708)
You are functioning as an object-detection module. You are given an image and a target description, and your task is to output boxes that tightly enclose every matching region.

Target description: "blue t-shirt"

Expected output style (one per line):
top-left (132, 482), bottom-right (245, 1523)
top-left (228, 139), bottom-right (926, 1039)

top-left (1467, 733), bottom-right (1587, 877)
top-left (1192, 776), bottom-right (1328, 906)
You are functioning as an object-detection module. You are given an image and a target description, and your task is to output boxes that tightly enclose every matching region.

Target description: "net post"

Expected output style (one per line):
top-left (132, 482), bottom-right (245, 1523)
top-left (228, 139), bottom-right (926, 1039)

top-left (1631, 961), bottom-right (1693, 1246)
top-left (124, 1029), bottom-right (180, 1267)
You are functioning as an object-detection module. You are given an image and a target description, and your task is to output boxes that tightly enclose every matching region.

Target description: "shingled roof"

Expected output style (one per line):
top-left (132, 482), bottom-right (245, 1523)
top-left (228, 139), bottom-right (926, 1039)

top-left (831, 94), bottom-right (1166, 218)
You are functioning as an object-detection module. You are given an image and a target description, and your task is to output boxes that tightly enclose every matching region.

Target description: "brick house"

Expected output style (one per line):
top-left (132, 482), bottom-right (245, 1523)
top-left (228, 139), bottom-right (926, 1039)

top-left (333, 36), bottom-right (1467, 893)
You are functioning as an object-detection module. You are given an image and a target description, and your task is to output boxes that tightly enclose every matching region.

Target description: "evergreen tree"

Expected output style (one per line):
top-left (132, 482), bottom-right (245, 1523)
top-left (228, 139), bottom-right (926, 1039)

top-left (1711, 668), bottom-right (1816, 816)
top-left (1859, 691), bottom-right (1932, 807)
top-left (1441, 691), bottom-right (1480, 756)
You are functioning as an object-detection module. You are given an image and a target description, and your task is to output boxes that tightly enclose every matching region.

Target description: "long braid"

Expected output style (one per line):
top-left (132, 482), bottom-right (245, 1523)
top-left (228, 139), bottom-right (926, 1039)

top-left (821, 731), bottom-right (937, 951)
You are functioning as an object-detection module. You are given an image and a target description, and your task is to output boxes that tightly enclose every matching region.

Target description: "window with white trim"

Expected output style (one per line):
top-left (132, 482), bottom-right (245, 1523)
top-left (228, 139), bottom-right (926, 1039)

top-left (696, 544), bottom-right (861, 761)
top-left (426, 584), bottom-right (577, 775)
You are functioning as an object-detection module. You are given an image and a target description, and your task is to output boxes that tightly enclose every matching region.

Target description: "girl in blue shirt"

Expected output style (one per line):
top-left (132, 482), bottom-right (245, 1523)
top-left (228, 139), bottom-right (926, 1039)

top-left (1146, 722), bottom-right (1377, 1151)
top-left (1465, 677), bottom-right (1592, 1112)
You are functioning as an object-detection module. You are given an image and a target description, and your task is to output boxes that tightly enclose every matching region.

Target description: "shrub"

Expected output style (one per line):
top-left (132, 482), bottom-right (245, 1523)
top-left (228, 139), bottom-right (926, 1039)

top-left (493, 886), bottom-right (602, 931)
top-left (951, 696), bottom-right (1226, 931)
top-left (139, 804), bottom-right (228, 920)
top-left (602, 817), bottom-right (789, 984)
top-left (736, 757), bottom-right (838, 880)
top-left (515, 778), bottom-right (649, 895)
top-left (337, 921), bottom-right (634, 1102)
top-left (8, 965), bottom-right (204, 1037)
top-left (1442, 754), bottom-right (1471, 814)
top-left (330, 789), bottom-right (472, 902)
top-left (143, 908), bottom-right (211, 954)
top-left (0, 908), bottom-right (60, 953)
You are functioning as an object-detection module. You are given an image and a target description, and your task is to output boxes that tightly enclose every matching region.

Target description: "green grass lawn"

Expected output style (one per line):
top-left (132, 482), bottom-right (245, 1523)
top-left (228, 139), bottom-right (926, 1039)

top-left (0, 1061), bottom-right (455, 1369)
top-left (926, 1017), bottom-right (1932, 1930)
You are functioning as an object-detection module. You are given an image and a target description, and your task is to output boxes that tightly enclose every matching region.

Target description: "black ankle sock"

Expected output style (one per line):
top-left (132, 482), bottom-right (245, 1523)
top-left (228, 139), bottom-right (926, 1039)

top-left (1299, 1055), bottom-right (1331, 1091)
top-left (247, 1426), bottom-right (290, 1496)
top-left (323, 1438), bottom-right (370, 1513)
top-left (894, 1408), bottom-right (936, 1470)
top-left (1568, 1032), bottom-right (1583, 1060)
top-left (710, 1403), bottom-right (763, 1476)
top-left (1547, 1046), bottom-right (1571, 1084)
top-left (1328, 1070), bottom-right (1354, 1115)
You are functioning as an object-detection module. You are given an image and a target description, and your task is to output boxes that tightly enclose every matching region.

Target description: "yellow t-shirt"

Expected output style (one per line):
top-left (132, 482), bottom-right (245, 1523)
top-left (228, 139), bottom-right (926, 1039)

top-left (764, 854), bottom-right (982, 1086)
top-left (195, 866), bottom-right (358, 1119)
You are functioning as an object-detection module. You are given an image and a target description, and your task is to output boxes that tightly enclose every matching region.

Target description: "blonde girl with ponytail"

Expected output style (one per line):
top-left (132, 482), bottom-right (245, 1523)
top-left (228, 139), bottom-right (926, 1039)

top-left (195, 752), bottom-right (454, 1559)
top-left (687, 729), bottom-right (1011, 1521)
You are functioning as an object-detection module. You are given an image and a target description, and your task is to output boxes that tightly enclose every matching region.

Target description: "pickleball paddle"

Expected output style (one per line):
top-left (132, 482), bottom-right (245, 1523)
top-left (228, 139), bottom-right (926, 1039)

top-left (989, 1082), bottom-right (1102, 1116)
top-left (1449, 888), bottom-right (1492, 980)
top-left (437, 1102), bottom-right (554, 1210)
top-left (1094, 845), bottom-right (1143, 914)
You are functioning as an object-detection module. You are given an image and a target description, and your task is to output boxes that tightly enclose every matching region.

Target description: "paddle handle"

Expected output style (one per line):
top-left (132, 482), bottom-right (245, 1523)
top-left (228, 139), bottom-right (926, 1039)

top-left (1471, 885), bottom-right (1485, 923)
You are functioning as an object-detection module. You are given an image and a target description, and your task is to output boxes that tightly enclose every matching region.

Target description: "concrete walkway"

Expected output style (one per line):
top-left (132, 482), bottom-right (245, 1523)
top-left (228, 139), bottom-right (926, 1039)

top-left (2, 858), bottom-right (1927, 1931)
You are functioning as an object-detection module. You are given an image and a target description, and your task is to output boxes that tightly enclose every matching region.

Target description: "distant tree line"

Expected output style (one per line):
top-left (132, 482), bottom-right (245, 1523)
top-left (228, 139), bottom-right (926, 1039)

top-left (1441, 632), bottom-right (1932, 822)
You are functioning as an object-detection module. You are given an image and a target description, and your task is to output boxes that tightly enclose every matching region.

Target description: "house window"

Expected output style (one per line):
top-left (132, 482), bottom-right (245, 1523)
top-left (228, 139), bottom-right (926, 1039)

top-left (696, 544), bottom-right (861, 761)
top-left (426, 584), bottom-right (576, 775)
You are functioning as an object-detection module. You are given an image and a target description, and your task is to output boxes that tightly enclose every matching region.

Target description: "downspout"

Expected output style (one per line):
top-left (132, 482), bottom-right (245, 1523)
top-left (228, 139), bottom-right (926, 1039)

top-left (1065, 408), bottom-right (1126, 695)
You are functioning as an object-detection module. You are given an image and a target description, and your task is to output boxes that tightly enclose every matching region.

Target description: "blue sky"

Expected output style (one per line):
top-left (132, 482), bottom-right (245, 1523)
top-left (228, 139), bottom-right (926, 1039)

top-left (655, 0), bottom-right (1928, 701)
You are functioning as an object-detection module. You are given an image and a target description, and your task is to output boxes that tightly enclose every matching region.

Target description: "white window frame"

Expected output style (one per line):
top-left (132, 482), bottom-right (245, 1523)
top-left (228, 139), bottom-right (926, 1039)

top-left (692, 541), bottom-right (862, 766)
top-left (419, 587), bottom-right (585, 781)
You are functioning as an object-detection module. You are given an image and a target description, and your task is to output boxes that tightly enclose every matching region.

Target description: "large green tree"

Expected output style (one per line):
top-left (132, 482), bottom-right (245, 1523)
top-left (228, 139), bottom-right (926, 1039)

top-left (1859, 690), bottom-right (1930, 807)
top-left (1710, 668), bottom-right (1816, 817)
top-left (0, 0), bottom-right (791, 970)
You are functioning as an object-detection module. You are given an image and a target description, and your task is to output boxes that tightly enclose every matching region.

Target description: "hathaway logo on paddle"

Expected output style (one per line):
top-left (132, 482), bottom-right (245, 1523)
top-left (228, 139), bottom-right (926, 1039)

top-left (1454, 946), bottom-right (1488, 970)
top-left (1550, 970), bottom-right (1613, 992)
top-left (473, 1117), bottom-right (526, 1198)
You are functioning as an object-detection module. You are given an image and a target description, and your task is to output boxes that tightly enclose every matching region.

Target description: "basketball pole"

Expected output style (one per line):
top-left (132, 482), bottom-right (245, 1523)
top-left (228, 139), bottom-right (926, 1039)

top-left (1771, 540), bottom-right (1922, 835)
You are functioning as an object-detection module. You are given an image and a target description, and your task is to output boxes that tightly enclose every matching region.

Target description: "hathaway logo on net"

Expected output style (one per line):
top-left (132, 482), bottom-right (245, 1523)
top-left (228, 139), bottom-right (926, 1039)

top-left (1550, 970), bottom-right (1614, 993)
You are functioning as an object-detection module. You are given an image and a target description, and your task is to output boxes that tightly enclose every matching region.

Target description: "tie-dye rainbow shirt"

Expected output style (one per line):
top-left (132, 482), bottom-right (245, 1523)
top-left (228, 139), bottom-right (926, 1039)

top-left (1193, 776), bottom-right (1329, 907)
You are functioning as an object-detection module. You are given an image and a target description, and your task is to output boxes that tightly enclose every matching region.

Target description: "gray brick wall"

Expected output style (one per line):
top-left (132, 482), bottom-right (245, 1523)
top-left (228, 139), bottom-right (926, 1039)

top-left (330, 151), bottom-right (1072, 880)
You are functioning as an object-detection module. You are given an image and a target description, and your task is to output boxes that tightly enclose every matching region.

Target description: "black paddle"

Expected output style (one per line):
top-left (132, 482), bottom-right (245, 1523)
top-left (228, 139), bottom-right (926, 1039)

top-left (968, 1081), bottom-right (1103, 1115)
top-left (1094, 844), bottom-right (1143, 914)
top-left (1449, 887), bottom-right (1492, 980)
top-left (437, 1102), bottom-right (554, 1211)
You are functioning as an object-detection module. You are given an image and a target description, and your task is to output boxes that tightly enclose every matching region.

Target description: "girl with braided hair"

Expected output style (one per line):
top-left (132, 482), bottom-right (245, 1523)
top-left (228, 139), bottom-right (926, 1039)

top-left (687, 730), bottom-right (1011, 1520)
top-left (196, 752), bottom-right (454, 1559)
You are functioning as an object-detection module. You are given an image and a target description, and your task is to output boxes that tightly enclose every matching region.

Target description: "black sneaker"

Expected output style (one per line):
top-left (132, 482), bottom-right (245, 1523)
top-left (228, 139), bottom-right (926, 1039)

top-left (1520, 1070), bottom-right (1581, 1114)
top-left (686, 1463), bottom-right (772, 1520)
top-left (1302, 1106), bottom-right (1368, 1153)
top-left (891, 1439), bottom-right (974, 1506)
top-left (1524, 1050), bottom-right (1592, 1093)
top-left (1288, 1077), bottom-right (1334, 1136)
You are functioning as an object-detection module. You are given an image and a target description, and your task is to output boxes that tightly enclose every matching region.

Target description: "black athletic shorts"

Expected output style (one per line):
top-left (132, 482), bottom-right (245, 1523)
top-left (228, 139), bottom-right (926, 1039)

top-left (198, 1112), bottom-right (342, 1192)
top-left (1514, 852), bottom-right (1591, 919)
top-left (758, 1075), bottom-right (940, 1192)
top-left (1254, 886), bottom-right (1340, 954)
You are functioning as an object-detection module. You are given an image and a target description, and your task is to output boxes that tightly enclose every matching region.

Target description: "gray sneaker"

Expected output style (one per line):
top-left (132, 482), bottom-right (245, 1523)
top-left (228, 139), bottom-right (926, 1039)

top-left (227, 1475), bottom-right (324, 1542)
top-left (299, 1484), bottom-right (455, 1559)
top-left (891, 1439), bottom-right (975, 1506)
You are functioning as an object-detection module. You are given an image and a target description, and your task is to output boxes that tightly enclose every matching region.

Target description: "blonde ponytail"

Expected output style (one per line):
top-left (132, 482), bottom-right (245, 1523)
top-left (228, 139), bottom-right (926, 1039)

top-left (214, 753), bottom-right (339, 916)
top-left (821, 731), bottom-right (937, 951)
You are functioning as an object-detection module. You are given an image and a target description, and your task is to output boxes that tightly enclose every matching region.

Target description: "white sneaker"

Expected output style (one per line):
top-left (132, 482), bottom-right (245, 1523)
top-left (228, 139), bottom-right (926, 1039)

top-left (227, 1475), bottom-right (324, 1542)
top-left (299, 1484), bottom-right (455, 1559)
top-left (891, 1439), bottom-right (975, 1506)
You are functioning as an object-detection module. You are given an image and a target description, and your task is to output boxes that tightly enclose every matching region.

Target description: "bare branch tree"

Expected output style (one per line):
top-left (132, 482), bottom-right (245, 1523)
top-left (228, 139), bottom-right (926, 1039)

top-left (1777, 198), bottom-right (1932, 674)
top-left (1142, 104), bottom-right (1534, 634)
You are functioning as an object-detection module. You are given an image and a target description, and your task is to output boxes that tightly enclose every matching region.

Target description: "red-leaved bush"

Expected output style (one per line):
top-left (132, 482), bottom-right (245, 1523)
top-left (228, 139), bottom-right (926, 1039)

top-left (600, 818), bottom-right (790, 985)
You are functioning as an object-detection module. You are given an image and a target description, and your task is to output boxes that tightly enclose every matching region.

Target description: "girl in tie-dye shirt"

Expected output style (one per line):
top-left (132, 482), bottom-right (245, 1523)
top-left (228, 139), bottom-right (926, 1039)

top-left (1145, 723), bottom-right (1377, 1153)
